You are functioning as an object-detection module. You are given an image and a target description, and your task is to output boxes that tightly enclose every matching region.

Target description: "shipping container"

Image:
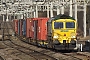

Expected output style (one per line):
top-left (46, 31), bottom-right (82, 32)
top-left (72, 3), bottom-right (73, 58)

top-left (18, 19), bottom-right (23, 36)
top-left (33, 20), bottom-right (38, 40)
top-left (26, 18), bottom-right (49, 40)
top-left (18, 20), bottom-right (20, 35)
top-left (13, 19), bottom-right (18, 34)
top-left (22, 20), bottom-right (26, 36)
top-left (32, 18), bottom-right (49, 40)
top-left (26, 18), bottom-right (38, 38)
top-left (31, 18), bottom-right (40, 39)
top-left (20, 19), bottom-right (23, 36)
top-left (26, 18), bottom-right (33, 38)
top-left (37, 18), bottom-right (49, 40)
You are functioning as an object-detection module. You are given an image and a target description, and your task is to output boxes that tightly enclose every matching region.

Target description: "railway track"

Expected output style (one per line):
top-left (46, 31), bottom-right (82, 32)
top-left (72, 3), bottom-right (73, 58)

top-left (13, 35), bottom-right (90, 60)
top-left (9, 21), bottom-right (90, 60)
top-left (0, 56), bottom-right (4, 60)
top-left (1, 21), bottom-right (90, 60)
top-left (12, 36), bottom-right (90, 60)
top-left (1, 21), bottom-right (57, 60)
top-left (17, 30), bottom-right (90, 59)
top-left (64, 52), bottom-right (90, 60)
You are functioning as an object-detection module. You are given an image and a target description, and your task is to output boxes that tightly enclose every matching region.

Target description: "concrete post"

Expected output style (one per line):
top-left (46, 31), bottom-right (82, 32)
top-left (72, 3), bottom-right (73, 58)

top-left (50, 2), bottom-right (53, 17)
top-left (83, 3), bottom-right (87, 37)
top-left (75, 0), bottom-right (77, 22)
top-left (70, 0), bottom-right (73, 17)
top-left (47, 3), bottom-right (49, 18)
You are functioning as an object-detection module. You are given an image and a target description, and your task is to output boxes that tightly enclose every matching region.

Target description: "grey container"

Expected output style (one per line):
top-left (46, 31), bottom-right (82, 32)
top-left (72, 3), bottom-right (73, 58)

top-left (18, 20), bottom-right (20, 35)
top-left (22, 20), bottom-right (26, 36)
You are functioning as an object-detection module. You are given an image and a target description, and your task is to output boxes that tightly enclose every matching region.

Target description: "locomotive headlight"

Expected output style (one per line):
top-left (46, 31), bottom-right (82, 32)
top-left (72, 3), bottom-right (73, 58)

top-left (53, 35), bottom-right (58, 39)
top-left (71, 36), bottom-right (76, 38)
top-left (71, 32), bottom-right (76, 38)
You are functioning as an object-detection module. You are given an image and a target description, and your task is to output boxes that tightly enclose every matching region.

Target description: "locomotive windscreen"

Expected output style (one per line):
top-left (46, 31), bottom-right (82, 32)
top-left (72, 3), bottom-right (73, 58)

top-left (54, 22), bottom-right (63, 29)
top-left (66, 22), bottom-right (75, 28)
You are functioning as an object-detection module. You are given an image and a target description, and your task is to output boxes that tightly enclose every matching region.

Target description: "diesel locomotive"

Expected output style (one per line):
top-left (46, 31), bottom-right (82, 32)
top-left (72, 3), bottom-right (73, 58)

top-left (47, 14), bottom-right (77, 50)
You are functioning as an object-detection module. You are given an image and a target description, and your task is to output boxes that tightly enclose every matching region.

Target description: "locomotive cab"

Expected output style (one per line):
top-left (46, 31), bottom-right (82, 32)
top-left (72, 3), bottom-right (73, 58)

top-left (52, 19), bottom-right (77, 50)
top-left (52, 19), bottom-right (77, 44)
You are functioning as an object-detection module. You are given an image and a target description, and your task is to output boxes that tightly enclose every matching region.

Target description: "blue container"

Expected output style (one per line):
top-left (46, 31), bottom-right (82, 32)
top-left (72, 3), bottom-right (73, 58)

top-left (18, 20), bottom-right (20, 35)
top-left (22, 20), bottom-right (26, 36)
